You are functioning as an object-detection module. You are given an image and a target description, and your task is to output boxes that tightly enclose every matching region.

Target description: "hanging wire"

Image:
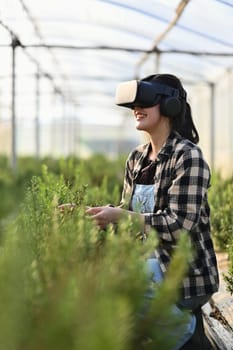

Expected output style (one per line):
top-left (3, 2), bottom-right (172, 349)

top-left (13, 43), bottom-right (233, 56)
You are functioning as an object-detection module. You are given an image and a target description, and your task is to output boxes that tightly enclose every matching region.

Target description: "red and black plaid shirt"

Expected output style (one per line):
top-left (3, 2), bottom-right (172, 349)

top-left (120, 131), bottom-right (219, 299)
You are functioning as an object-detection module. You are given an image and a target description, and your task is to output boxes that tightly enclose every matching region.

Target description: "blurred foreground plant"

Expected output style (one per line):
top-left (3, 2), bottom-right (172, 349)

top-left (0, 165), bottom-right (192, 350)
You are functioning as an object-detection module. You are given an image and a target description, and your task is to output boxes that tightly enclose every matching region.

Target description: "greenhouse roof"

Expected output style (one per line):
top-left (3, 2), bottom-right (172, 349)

top-left (0, 0), bottom-right (233, 119)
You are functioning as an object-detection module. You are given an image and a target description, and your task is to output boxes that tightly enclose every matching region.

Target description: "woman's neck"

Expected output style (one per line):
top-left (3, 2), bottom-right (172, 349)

top-left (148, 127), bottom-right (171, 161)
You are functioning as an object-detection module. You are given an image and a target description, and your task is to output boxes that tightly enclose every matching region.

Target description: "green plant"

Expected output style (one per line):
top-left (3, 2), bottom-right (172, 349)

top-left (209, 172), bottom-right (233, 293)
top-left (0, 166), bottom-right (192, 350)
top-left (209, 173), bottom-right (233, 251)
top-left (0, 154), bottom-right (123, 237)
top-left (223, 236), bottom-right (233, 294)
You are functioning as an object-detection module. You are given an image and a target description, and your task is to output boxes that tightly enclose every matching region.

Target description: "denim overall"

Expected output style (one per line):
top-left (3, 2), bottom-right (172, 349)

top-left (132, 184), bottom-right (196, 349)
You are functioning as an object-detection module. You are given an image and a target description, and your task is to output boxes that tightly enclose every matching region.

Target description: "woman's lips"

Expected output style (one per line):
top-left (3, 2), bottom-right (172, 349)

top-left (135, 111), bottom-right (147, 120)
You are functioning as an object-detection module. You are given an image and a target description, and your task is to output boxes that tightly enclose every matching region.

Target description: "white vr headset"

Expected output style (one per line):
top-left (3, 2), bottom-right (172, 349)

top-left (115, 80), bottom-right (186, 116)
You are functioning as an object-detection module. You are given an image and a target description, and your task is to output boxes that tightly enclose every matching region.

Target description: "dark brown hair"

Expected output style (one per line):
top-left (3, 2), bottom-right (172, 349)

top-left (142, 74), bottom-right (199, 144)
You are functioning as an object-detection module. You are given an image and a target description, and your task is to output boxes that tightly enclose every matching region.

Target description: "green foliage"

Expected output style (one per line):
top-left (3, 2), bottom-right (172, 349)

top-left (2, 155), bottom-right (233, 344)
top-left (223, 235), bottom-right (233, 294)
top-left (0, 162), bottom-right (192, 350)
top-left (0, 154), bottom-right (123, 236)
top-left (209, 172), bottom-right (233, 293)
top-left (209, 172), bottom-right (233, 251)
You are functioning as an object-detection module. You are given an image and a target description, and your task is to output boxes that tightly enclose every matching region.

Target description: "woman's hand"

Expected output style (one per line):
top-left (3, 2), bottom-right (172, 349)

top-left (86, 206), bottom-right (144, 231)
top-left (86, 206), bottom-right (121, 230)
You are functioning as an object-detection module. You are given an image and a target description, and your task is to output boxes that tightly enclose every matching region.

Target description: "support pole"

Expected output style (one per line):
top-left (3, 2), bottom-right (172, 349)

top-left (155, 52), bottom-right (161, 73)
top-left (11, 36), bottom-right (21, 172)
top-left (209, 82), bottom-right (215, 171)
top-left (228, 68), bottom-right (233, 170)
top-left (62, 97), bottom-right (67, 156)
top-left (35, 68), bottom-right (40, 159)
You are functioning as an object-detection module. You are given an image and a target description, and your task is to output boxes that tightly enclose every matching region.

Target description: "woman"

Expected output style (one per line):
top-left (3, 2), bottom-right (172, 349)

top-left (86, 73), bottom-right (219, 313)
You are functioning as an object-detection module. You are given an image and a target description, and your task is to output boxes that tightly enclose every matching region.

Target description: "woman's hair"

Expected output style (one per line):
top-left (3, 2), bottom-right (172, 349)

top-left (142, 74), bottom-right (199, 144)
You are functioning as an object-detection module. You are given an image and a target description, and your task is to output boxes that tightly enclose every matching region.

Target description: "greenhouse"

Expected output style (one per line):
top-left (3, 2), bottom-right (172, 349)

top-left (0, 1), bottom-right (232, 349)
top-left (0, 0), bottom-right (233, 173)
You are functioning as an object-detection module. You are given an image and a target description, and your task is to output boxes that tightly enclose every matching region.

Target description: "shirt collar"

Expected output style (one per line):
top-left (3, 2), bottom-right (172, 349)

top-left (143, 131), bottom-right (182, 161)
top-left (132, 131), bottom-right (181, 180)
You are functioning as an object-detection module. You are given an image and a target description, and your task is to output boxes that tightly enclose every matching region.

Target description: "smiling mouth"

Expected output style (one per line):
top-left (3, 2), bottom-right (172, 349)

top-left (135, 112), bottom-right (147, 120)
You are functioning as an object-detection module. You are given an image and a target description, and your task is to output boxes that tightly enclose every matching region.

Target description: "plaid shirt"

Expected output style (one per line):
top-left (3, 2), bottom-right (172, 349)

top-left (120, 131), bottom-right (219, 299)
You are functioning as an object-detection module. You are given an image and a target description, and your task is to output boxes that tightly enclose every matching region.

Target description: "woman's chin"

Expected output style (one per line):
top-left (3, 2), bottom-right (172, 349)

top-left (135, 122), bottom-right (144, 131)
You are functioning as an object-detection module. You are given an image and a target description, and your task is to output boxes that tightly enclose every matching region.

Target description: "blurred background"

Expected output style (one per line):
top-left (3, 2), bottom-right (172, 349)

top-left (0, 0), bottom-right (232, 175)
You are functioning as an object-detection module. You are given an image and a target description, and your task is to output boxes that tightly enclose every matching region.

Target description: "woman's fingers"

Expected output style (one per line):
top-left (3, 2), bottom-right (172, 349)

top-left (86, 207), bottom-right (108, 229)
top-left (85, 206), bottom-right (103, 215)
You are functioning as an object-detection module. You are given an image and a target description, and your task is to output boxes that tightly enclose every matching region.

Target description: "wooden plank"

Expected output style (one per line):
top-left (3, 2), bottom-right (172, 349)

top-left (212, 253), bottom-right (233, 329)
top-left (203, 302), bottom-right (233, 350)
top-left (202, 252), bottom-right (233, 349)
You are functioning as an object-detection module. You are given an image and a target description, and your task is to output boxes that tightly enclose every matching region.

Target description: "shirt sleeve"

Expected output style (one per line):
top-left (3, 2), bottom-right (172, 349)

top-left (119, 154), bottom-right (134, 209)
top-left (144, 148), bottom-right (210, 242)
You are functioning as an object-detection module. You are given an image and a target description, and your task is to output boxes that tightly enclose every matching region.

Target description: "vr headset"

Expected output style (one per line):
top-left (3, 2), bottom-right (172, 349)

top-left (115, 80), bottom-right (187, 117)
